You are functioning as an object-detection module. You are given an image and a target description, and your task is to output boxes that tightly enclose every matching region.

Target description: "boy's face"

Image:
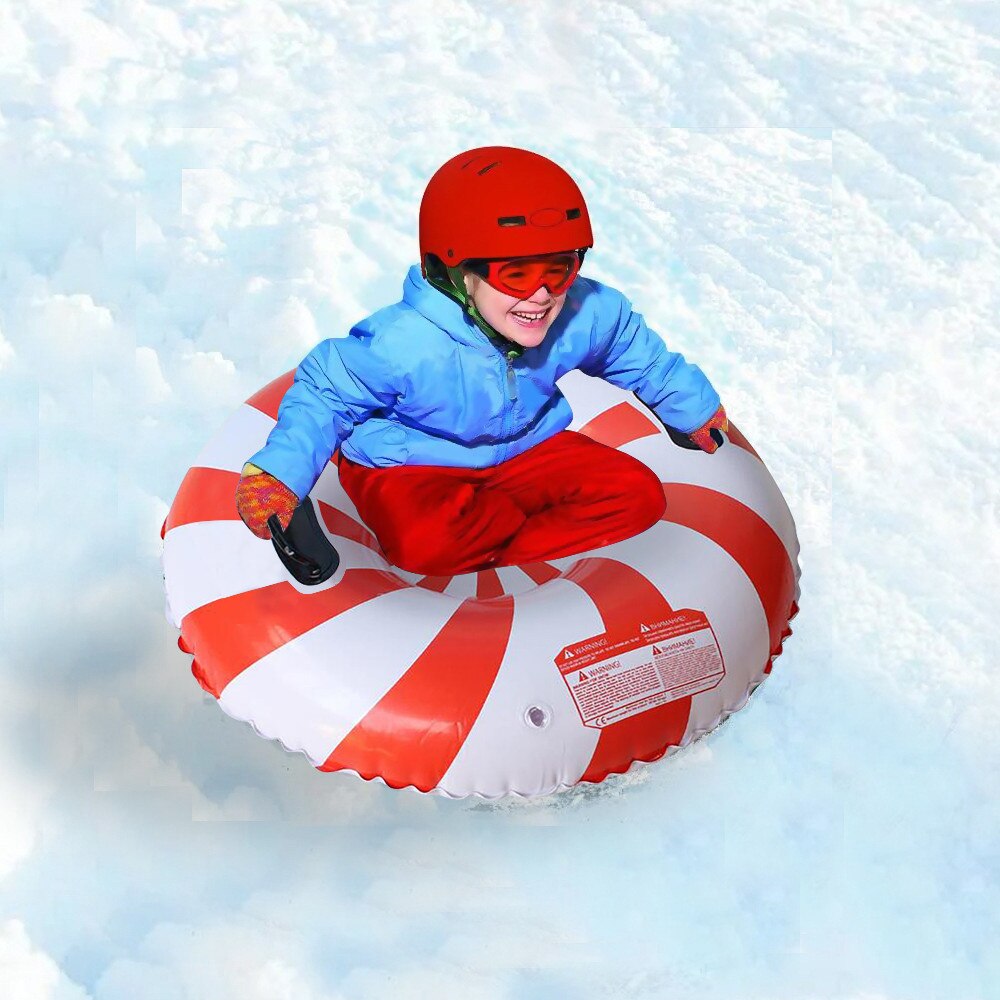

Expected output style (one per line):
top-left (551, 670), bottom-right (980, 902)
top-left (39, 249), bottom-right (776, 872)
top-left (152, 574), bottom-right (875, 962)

top-left (462, 268), bottom-right (567, 349)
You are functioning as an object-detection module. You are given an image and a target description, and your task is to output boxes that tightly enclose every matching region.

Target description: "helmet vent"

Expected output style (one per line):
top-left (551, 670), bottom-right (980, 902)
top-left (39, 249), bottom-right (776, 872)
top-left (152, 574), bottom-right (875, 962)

top-left (566, 207), bottom-right (581, 220)
top-left (498, 215), bottom-right (526, 227)
top-left (477, 160), bottom-right (501, 176)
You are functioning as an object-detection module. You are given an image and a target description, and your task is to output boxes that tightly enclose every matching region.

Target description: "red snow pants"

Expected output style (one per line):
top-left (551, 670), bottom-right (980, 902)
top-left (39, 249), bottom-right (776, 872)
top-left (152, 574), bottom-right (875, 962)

top-left (336, 430), bottom-right (666, 576)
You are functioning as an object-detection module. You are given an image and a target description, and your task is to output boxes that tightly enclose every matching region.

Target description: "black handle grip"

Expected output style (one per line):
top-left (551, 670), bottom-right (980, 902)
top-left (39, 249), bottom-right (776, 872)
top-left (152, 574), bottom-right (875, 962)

top-left (663, 424), bottom-right (725, 451)
top-left (267, 500), bottom-right (340, 586)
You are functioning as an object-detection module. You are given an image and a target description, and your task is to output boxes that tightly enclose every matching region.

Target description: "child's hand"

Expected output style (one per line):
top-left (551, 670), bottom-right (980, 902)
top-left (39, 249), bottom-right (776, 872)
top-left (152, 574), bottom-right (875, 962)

top-left (688, 405), bottom-right (729, 454)
top-left (235, 463), bottom-right (299, 539)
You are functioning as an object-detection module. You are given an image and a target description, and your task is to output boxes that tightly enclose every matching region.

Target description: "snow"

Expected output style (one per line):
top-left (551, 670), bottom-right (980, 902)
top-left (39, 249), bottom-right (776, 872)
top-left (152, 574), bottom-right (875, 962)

top-left (0, 1), bottom-right (997, 998)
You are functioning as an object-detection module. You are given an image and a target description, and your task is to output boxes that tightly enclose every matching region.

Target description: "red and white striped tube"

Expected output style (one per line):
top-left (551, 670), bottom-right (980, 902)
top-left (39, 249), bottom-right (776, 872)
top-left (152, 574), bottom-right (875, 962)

top-left (162, 369), bottom-right (801, 799)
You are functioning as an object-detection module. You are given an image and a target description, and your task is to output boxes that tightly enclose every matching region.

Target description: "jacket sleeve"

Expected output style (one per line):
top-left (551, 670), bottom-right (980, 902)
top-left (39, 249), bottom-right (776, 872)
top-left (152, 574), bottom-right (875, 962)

top-left (246, 327), bottom-right (403, 500)
top-left (581, 286), bottom-right (721, 434)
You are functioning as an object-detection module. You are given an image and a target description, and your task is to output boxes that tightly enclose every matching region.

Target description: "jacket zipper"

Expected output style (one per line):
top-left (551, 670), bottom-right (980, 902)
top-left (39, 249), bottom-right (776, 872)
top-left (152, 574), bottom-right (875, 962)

top-left (495, 350), bottom-right (518, 464)
top-left (505, 353), bottom-right (519, 402)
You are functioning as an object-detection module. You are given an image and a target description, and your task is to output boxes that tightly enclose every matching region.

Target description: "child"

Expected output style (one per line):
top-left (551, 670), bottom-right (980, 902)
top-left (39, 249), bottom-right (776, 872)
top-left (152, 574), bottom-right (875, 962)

top-left (235, 146), bottom-right (728, 576)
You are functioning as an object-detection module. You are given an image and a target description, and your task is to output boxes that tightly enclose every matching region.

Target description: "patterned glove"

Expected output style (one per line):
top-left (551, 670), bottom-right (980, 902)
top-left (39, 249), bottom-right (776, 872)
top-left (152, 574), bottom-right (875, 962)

top-left (688, 404), bottom-right (729, 454)
top-left (235, 463), bottom-right (299, 539)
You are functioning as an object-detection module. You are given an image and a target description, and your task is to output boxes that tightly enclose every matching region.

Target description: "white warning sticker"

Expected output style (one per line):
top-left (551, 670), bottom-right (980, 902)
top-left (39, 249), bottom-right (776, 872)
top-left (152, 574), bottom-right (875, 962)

top-left (554, 610), bottom-right (725, 729)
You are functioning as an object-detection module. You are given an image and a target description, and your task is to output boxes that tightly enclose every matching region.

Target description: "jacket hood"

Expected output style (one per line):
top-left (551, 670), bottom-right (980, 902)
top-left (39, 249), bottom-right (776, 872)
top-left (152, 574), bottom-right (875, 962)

top-left (401, 264), bottom-right (592, 355)
top-left (402, 264), bottom-right (492, 352)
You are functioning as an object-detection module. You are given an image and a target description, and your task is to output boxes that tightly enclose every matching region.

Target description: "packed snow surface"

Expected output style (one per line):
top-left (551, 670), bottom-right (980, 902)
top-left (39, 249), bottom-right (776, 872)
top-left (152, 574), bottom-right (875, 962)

top-left (0, 1), bottom-right (996, 997)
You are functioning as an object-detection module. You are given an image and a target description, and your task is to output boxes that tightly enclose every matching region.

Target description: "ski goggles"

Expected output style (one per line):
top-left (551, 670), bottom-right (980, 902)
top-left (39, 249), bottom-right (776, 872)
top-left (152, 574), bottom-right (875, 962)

top-left (463, 250), bottom-right (584, 298)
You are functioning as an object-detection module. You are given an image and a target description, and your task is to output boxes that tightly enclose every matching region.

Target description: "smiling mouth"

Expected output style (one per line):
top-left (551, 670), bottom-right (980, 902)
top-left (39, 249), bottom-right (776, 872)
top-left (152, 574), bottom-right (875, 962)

top-left (509, 306), bottom-right (551, 325)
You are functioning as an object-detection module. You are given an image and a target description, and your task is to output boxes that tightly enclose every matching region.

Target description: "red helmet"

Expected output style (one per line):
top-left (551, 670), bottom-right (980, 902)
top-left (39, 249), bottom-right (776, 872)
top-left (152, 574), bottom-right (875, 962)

top-left (419, 146), bottom-right (594, 274)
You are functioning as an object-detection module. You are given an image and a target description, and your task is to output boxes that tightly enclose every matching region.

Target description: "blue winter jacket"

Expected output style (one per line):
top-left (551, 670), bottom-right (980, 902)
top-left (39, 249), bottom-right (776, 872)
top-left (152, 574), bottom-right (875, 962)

top-left (248, 264), bottom-right (721, 501)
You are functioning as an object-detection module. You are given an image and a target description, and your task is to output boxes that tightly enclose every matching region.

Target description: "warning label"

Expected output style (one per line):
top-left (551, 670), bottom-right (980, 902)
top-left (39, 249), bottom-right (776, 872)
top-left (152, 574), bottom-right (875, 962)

top-left (554, 610), bottom-right (725, 729)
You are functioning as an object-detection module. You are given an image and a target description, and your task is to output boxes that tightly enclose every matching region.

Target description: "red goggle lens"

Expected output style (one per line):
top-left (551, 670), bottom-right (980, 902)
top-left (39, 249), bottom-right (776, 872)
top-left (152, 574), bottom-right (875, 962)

top-left (476, 252), bottom-right (582, 297)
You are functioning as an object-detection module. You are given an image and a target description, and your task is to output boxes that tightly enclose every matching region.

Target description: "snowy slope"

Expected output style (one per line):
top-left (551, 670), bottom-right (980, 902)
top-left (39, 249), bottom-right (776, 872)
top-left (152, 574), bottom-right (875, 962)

top-left (0, 1), bottom-right (996, 997)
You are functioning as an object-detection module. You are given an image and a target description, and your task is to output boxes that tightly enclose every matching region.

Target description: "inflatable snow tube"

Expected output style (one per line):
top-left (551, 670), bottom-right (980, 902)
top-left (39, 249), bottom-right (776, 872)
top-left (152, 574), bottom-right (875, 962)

top-left (162, 369), bottom-right (801, 799)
